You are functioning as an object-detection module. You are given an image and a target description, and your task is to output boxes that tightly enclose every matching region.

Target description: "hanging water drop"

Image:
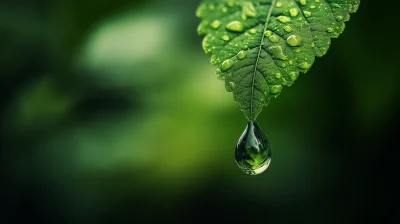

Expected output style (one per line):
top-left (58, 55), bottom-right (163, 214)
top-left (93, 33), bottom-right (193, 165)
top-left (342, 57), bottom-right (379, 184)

top-left (235, 121), bottom-right (272, 175)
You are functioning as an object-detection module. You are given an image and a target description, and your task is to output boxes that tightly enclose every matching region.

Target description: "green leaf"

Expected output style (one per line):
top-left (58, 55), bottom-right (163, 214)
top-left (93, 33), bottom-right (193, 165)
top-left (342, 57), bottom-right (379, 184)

top-left (197, 0), bottom-right (360, 120)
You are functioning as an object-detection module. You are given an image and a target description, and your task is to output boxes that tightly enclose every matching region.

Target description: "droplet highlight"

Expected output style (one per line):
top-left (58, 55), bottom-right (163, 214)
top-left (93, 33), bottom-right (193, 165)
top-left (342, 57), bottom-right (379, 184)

top-left (235, 121), bottom-right (272, 175)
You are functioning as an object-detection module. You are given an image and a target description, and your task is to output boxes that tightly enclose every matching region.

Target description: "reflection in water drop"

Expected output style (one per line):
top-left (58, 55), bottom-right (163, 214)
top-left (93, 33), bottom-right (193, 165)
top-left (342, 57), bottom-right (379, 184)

top-left (235, 121), bottom-right (272, 175)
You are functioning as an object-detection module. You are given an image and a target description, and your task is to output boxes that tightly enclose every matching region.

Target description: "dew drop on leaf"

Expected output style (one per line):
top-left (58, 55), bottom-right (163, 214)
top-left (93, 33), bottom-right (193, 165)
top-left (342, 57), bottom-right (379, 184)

top-left (289, 72), bottom-right (298, 81)
top-left (284, 25), bottom-right (293, 32)
top-left (290, 8), bottom-right (299, 17)
top-left (286, 35), bottom-right (302, 46)
top-left (210, 20), bottom-right (221, 29)
top-left (235, 121), bottom-right (272, 175)
top-left (222, 35), bottom-right (230, 41)
top-left (221, 59), bottom-right (233, 71)
top-left (226, 21), bottom-right (244, 32)
top-left (229, 81), bottom-right (236, 89)
top-left (236, 50), bottom-right (247, 60)
top-left (304, 11), bottom-right (312, 17)
top-left (269, 35), bottom-right (279, 43)
top-left (264, 30), bottom-right (272, 37)
top-left (277, 16), bottom-right (291, 23)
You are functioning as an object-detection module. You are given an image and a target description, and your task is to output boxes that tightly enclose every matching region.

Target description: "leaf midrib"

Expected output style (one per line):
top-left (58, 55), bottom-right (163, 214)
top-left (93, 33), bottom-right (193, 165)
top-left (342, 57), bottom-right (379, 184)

top-left (250, 0), bottom-right (276, 121)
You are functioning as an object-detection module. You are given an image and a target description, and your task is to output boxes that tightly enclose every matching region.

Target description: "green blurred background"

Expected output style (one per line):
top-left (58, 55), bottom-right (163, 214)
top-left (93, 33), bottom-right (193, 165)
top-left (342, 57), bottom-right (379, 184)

top-left (1, 0), bottom-right (398, 223)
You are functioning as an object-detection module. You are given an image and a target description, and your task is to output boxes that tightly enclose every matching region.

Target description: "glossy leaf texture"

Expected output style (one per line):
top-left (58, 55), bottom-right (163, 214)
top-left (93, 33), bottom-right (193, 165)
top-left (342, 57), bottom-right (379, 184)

top-left (197, 0), bottom-right (360, 120)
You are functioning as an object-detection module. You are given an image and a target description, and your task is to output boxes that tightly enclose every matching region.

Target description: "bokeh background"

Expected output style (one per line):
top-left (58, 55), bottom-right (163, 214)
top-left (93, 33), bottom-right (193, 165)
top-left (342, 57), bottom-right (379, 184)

top-left (1, 0), bottom-right (398, 223)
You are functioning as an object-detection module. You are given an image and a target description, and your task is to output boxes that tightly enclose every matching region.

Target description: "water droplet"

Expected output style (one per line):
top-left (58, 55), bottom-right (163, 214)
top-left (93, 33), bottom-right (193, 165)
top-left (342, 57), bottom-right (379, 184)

top-left (271, 85), bottom-right (282, 94)
top-left (249, 28), bottom-right (257, 34)
top-left (269, 35), bottom-right (279, 43)
top-left (210, 20), bottom-right (221, 29)
top-left (300, 0), bottom-right (307, 6)
top-left (235, 121), bottom-right (272, 175)
top-left (326, 27), bottom-right (334, 33)
top-left (304, 11), bottom-right (312, 17)
top-left (242, 2), bottom-right (256, 18)
top-left (226, 21), bottom-right (244, 32)
top-left (336, 15), bottom-right (343, 21)
top-left (298, 62), bottom-right (311, 69)
top-left (275, 73), bottom-right (282, 78)
top-left (286, 35), bottom-right (302, 47)
top-left (229, 81), bottom-right (236, 89)
top-left (284, 25), bottom-right (293, 32)
top-left (277, 16), bottom-right (291, 23)
top-left (290, 8), bottom-right (299, 17)
top-left (221, 59), bottom-right (233, 71)
top-left (268, 45), bottom-right (288, 60)
top-left (236, 50), bottom-right (247, 60)
top-left (276, 2), bottom-right (283, 8)
top-left (289, 72), bottom-right (298, 81)
top-left (222, 35), bottom-right (230, 41)
top-left (264, 30), bottom-right (273, 37)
